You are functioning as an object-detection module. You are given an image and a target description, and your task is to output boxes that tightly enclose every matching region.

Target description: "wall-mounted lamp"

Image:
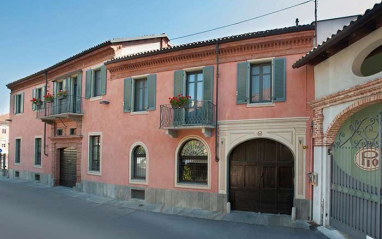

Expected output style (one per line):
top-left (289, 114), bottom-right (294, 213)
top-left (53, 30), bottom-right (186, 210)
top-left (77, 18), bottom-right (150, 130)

top-left (100, 101), bottom-right (110, 105)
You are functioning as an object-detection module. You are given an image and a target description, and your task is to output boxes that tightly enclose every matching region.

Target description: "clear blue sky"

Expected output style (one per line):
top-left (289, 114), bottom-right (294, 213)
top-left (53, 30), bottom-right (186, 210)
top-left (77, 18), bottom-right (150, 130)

top-left (0, 0), bottom-right (378, 114)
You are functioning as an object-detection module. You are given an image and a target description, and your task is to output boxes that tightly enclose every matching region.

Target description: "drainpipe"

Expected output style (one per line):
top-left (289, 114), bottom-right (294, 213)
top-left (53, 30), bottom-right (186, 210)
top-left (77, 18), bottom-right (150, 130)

top-left (44, 71), bottom-right (48, 156)
top-left (215, 42), bottom-right (219, 162)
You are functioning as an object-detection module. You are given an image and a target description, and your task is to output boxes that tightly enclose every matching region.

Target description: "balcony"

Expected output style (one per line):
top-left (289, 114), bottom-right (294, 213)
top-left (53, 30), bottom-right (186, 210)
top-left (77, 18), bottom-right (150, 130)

top-left (36, 95), bottom-right (83, 123)
top-left (160, 100), bottom-right (216, 138)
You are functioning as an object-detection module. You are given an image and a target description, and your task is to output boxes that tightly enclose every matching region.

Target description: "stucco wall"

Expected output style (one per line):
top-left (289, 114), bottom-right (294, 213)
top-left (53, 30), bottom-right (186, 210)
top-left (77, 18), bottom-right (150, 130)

top-left (314, 27), bottom-right (382, 99)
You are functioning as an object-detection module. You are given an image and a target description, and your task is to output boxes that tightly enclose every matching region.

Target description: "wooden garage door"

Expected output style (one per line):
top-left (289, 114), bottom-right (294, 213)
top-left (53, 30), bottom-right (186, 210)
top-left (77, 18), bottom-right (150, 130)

top-left (60, 147), bottom-right (77, 188)
top-left (229, 139), bottom-right (294, 215)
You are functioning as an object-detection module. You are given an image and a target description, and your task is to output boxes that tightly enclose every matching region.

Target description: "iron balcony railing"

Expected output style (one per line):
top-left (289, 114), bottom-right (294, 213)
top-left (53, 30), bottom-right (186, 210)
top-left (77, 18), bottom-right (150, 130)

top-left (36, 95), bottom-right (83, 118)
top-left (160, 100), bottom-right (216, 129)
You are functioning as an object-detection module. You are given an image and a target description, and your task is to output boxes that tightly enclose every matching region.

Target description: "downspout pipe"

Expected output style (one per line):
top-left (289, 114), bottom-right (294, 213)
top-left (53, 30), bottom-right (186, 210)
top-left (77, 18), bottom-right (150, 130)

top-left (215, 43), bottom-right (219, 162)
top-left (44, 71), bottom-right (48, 156)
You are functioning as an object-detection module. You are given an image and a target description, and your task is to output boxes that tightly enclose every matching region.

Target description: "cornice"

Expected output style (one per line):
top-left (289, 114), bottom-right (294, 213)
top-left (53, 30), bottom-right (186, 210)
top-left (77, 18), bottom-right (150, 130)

top-left (108, 31), bottom-right (314, 80)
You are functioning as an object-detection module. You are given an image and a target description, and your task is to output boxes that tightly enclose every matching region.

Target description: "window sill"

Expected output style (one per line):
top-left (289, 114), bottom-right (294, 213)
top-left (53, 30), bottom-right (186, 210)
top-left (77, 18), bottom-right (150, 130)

top-left (130, 111), bottom-right (149, 115)
top-left (87, 171), bottom-right (101, 176)
top-left (14, 163), bottom-right (21, 166)
top-left (246, 102), bottom-right (275, 108)
top-left (33, 165), bottom-right (42, 169)
top-left (175, 182), bottom-right (210, 190)
top-left (14, 113), bottom-right (23, 117)
top-left (89, 96), bottom-right (102, 102)
top-left (129, 179), bottom-right (148, 185)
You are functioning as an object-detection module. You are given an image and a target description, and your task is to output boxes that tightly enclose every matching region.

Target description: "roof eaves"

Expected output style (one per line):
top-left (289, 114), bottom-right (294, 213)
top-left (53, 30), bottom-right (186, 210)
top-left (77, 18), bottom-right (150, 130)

top-left (106, 24), bottom-right (315, 65)
top-left (293, 2), bottom-right (382, 68)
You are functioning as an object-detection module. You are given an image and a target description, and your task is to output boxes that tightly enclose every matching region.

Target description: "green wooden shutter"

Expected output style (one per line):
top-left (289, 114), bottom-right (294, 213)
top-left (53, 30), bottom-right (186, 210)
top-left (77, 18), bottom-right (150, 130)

top-left (32, 89), bottom-right (36, 111)
top-left (13, 95), bottom-right (17, 114)
top-left (20, 93), bottom-right (24, 113)
top-left (42, 86), bottom-right (46, 101)
top-left (273, 57), bottom-right (286, 102)
top-left (147, 74), bottom-right (156, 111)
top-left (123, 78), bottom-right (132, 112)
top-left (236, 62), bottom-right (249, 104)
top-left (85, 69), bottom-right (92, 99)
top-left (203, 66), bottom-right (214, 101)
top-left (52, 82), bottom-right (57, 114)
top-left (76, 73), bottom-right (82, 113)
top-left (174, 70), bottom-right (185, 96)
top-left (100, 65), bottom-right (107, 95)
top-left (64, 78), bottom-right (70, 112)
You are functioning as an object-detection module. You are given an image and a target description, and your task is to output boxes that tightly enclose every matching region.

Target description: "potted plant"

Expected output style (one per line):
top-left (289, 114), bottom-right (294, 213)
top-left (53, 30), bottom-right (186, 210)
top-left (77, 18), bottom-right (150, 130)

top-left (169, 94), bottom-right (191, 108)
top-left (30, 98), bottom-right (42, 106)
top-left (57, 90), bottom-right (68, 99)
top-left (43, 93), bottom-right (54, 103)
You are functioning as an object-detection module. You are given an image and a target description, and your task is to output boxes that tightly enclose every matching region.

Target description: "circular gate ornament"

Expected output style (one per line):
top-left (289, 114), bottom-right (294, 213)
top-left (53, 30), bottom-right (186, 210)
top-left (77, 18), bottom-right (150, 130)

top-left (354, 147), bottom-right (379, 171)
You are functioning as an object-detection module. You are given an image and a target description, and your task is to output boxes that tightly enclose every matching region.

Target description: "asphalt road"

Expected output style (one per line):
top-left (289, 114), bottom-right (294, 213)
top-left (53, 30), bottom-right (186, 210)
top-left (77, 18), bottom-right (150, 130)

top-left (0, 180), bottom-right (327, 239)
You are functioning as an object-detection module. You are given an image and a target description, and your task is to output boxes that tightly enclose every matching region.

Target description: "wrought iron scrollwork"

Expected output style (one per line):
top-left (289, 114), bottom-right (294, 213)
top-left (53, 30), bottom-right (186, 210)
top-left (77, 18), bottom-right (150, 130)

top-left (334, 114), bottom-right (381, 148)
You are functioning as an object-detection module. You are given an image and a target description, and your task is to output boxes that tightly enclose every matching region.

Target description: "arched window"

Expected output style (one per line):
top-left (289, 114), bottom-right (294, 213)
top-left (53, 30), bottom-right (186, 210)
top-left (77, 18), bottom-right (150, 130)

top-left (178, 139), bottom-right (208, 184)
top-left (132, 145), bottom-right (146, 180)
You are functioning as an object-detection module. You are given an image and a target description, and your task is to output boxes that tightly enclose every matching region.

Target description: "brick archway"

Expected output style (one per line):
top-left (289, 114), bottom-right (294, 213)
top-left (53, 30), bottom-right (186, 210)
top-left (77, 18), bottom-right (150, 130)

top-left (324, 94), bottom-right (382, 145)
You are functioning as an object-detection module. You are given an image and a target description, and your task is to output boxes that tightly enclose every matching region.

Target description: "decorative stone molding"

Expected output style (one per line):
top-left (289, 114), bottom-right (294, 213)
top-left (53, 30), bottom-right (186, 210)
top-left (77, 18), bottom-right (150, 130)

top-left (310, 78), bottom-right (382, 146)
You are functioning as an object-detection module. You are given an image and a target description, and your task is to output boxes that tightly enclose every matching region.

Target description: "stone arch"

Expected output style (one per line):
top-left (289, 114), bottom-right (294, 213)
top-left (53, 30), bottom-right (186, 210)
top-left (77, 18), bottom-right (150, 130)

top-left (324, 94), bottom-right (382, 145)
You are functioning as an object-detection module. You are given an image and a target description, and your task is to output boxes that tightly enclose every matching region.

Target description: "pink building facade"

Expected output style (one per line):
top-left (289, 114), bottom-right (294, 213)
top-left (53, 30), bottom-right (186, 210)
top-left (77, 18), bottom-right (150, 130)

top-left (7, 26), bottom-right (315, 219)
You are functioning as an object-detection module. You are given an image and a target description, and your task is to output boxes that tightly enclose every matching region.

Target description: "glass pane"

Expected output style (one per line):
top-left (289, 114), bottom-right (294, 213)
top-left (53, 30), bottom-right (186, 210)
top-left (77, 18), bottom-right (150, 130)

top-left (179, 158), bottom-right (207, 184)
top-left (252, 66), bottom-right (260, 75)
top-left (180, 140), bottom-right (207, 156)
top-left (94, 70), bottom-right (101, 97)
top-left (262, 74), bottom-right (271, 101)
top-left (187, 81), bottom-right (195, 100)
top-left (263, 65), bottom-right (271, 74)
top-left (251, 75), bottom-right (260, 102)
top-left (196, 81), bottom-right (203, 101)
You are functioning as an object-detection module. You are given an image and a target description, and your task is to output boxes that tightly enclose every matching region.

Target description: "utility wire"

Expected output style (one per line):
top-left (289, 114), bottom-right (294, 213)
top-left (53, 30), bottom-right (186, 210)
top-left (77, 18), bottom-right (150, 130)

top-left (170, 0), bottom-right (315, 41)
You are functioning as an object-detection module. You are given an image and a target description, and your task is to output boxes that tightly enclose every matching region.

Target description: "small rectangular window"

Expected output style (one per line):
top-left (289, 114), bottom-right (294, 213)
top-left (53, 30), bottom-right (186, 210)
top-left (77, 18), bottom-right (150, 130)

top-left (134, 78), bottom-right (148, 112)
top-left (15, 94), bottom-right (22, 114)
top-left (93, 69), bottom-right (102, 97)
top-left (35, 174), bottom-right (40, 181)
top-left (15, 139), bottom-right (21, 164)
top-left (57, 129), bottom-right (63, 136)
top-left (15, 171), bottom-right (20, 178)
top-left (131, 189), bottom-right (145, 200)
top-left (35, 138), bottom-right (42, 166)
top-left (89, 135), bottom-right (101, 172)
top-left (250, 63), bottom-right (272, 103)
top-left (70, 128), bottom-right (76, 135)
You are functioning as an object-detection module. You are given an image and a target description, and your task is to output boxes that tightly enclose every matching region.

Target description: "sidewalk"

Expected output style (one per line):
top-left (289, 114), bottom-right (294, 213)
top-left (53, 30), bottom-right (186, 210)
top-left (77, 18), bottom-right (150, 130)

top-left (0, 176), bottom-right (313, 230)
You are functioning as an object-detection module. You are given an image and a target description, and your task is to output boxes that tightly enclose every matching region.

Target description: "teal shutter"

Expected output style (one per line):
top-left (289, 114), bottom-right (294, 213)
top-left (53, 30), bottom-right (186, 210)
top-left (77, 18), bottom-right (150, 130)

top-left (52, 82), bottom-right (57, 114)
top-left (273, 57), bottom-right (286, 102)
top-left (202, 66), bottom-right (214, 101)
top-left (32, 89), bottom-right (36, 111)
top-left (123, 78), bottom-right (132, 112)
top-left (100, 65), bottom-right (107, 95)
top-left (20, 93), bottom-right (24, 113)
top-left (236, 62), bottom-right (249, 104)
top-left (64, 78), bottom-right (70, 112)
top-left (173, 70), bottom-right (185, 96)
top-left (42, 86), bottom-right (46, 101)
top-left (85, 69), bottom-right (92, 99)
top-left (76, 73), bottom-right (82, 113)
top-left (13, 95), bottom-right (17, 114)
top-left (147, 74), bottom-right (156, 111)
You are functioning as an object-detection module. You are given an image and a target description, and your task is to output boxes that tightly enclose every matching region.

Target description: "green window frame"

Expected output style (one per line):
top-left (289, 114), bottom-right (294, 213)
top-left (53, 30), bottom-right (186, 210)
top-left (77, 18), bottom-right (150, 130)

top-left (134, 78), bottom-right (148, 112)
top-left (250, 63), bottom-right (272, 103)
top-left (89, 135), bottom-right (101, 172)
top-left (34, 138), bottom-right (42, 166)
top-left (15, 138), bottom-right (21, 164)
top-left (13, 93), bottom-right (24, 114)
top-left (93, 69), bottom-right (102, 97)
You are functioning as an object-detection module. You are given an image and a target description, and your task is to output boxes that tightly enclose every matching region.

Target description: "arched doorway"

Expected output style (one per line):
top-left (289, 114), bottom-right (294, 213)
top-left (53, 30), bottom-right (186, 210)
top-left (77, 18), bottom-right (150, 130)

top-left (229, 138), bottom-right (294, 214)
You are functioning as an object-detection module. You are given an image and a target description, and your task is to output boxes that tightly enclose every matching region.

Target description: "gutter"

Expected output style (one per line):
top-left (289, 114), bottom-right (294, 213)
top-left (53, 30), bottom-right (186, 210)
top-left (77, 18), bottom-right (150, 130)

top-left (215, 43), bottom-right (219, 162)
top-left (44, 71), bottom-right (48, 157)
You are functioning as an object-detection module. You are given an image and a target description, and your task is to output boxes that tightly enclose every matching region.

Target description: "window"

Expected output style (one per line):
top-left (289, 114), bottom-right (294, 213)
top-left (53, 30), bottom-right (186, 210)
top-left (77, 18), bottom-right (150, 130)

top-left (89, 135), bottom-right (101, 172)
top-left (186, 71), bottom-right (204, 102)
top-left (1, 144), bottom-right (5, 148)
top-left (134, 78), bottom-right (148, 112)
top-left (34, 138), bottom-right (42, 166)
top-left (178, 139), bottom-right (208, 185)
top-left (57, 129), bottom-right (63, 136)
top-left (93, 69), bottom-right (102, 97)
top-left (35, 174), bottom-right (40, 181)
top-left (132, 146), bottom-right (146, 180)
top-left (250, 63), bottom-right (272, 103)
top-left (13, 93), bottom-right (24, 114)
top-left (70, 128), bottom-right (76, 135)
top-left (15, 138), bottom-right (21, 164)
top-left (1, 127), bottom-right (6, 134)
top-left (131, 189), bottom-right (145, 200)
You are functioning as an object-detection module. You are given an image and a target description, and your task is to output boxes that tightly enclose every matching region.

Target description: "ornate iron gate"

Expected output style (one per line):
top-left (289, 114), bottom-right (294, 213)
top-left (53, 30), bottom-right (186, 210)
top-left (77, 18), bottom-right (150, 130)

top-left (331, 114), bottom-right (382, 239)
